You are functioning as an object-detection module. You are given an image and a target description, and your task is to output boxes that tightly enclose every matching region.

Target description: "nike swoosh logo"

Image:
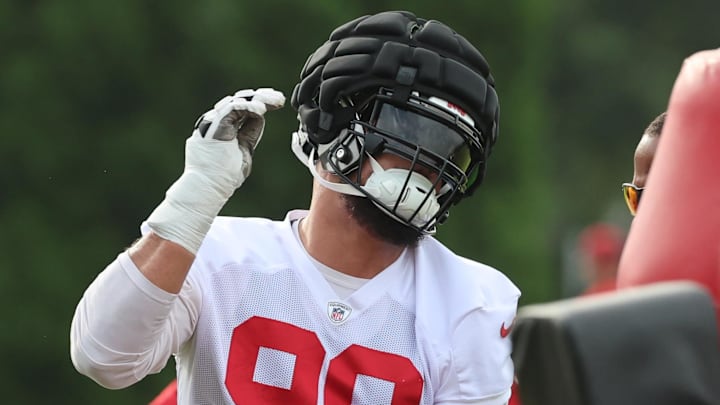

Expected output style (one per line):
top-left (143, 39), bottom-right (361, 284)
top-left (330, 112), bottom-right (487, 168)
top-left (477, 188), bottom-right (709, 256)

top-left (500, 319), bottom-right (514, 338)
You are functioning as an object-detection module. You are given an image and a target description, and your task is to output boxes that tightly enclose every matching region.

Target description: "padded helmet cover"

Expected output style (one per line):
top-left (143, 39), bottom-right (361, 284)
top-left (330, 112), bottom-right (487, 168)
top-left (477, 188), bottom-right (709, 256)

top-left (291, 10), bottom-right (499, 171)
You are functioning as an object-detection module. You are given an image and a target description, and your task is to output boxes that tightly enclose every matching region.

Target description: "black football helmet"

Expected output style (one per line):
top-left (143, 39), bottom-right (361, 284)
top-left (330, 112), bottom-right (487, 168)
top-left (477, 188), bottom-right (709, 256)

top-left (291, 10), bottom-right (499, 234)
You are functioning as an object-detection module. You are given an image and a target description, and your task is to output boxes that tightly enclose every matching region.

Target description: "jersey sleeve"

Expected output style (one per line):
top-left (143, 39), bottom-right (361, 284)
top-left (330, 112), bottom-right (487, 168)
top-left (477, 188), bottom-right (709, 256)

top-left (435, 299), bottom-right (518, 404)
top-left (70, 251), bottom-right (201, 389)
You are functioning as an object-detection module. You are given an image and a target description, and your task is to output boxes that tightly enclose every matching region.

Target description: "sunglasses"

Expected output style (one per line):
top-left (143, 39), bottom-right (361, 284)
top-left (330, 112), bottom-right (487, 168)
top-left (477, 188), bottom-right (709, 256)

top-left (621, 183), bottom-right (644, 216)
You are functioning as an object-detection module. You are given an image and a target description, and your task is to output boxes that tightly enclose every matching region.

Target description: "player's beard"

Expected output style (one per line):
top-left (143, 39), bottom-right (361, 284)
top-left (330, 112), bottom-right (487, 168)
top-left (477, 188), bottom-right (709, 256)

top-left (342, 194), bottom-right (424, 247)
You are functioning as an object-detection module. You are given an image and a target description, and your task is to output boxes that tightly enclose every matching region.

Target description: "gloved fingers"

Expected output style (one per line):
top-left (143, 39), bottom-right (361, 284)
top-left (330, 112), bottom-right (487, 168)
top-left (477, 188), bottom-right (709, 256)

top-left (213, 95), bottom-right (234, 110)
top-left (236, 115), bottom-right (266, 152)
top-left (206, 99), bottom-right (267, 140)
top-left (226, 98), bottom-right (267, 117)
top-left (247, 88), bottom-right (286, 111)
top-left (192, 88), bottom-right (283, 141)
top-left (211, 93), bottom-right (267, 122)
top-left (213, 88), bottom-right (283, 121)
top-left (232, 89), bottom-right (256, 99)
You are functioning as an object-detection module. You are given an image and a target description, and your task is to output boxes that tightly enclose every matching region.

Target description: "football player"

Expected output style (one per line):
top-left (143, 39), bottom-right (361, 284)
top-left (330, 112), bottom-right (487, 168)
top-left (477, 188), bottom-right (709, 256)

top-left (71, 11), bottom-right (520, 404)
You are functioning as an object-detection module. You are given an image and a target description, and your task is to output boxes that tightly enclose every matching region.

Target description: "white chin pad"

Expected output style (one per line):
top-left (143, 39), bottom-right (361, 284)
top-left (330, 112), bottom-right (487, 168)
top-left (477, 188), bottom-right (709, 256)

top-left (305, 148), bottom-right (441, 227)
top-left (363, 167), bottom-right (440, 227)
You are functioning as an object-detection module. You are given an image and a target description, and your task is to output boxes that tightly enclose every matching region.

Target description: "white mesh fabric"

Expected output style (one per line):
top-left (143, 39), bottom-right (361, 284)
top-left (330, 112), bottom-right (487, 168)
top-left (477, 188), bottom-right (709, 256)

top-left (169, 212), bottom-right (519, 405)
top-left (353, 375), bottom-right (395, 405)
top-left (253, 347), bottom-right (296, 389)
top-left (178, 263), bottom-right (433, 404)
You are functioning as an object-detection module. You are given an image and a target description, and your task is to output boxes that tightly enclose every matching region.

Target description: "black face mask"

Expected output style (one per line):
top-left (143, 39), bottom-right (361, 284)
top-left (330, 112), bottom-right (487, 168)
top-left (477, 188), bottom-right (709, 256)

top-left (317, 90), bottom-right (485, 234)
top-left (372, 102), bottom-right (473, 172)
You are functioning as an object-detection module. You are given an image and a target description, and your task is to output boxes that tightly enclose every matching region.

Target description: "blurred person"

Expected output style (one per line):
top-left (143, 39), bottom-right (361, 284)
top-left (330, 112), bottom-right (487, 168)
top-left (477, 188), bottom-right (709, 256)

top-left (71, 10), bottom-right (520, 405)
top-left (508, 113), bottom-right (664, 405)
top-left (571, 113), bottom-right (664, 299)
top-left (570, 114), bottom-right (666, 297)
top-left (621, 112), bottom-right (666, 216)
top-left (618, 48), bottom-right (720, 325)
top-left (576, 223), bottom-right (625, 296)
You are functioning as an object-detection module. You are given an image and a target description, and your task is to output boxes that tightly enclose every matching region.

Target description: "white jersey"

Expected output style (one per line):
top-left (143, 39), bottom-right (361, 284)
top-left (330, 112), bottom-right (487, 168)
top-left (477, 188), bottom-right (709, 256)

top-left (71, 210), bottom-right (520, 405)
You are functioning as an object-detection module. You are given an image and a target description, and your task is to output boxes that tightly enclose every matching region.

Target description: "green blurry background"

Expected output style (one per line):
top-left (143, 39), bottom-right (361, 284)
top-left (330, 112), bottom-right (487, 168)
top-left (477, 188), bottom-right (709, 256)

top-left (1, 0), bottom-right (717, 403)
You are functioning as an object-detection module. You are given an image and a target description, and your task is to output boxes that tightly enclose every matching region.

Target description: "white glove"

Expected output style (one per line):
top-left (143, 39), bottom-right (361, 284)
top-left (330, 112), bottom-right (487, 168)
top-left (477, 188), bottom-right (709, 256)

top-left (146, 88), bottom-right (285, 254)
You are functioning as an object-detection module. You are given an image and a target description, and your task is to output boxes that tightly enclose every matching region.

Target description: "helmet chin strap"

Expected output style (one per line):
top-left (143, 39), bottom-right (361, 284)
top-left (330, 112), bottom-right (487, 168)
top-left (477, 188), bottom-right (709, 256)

top-left (306, 148), bottom-right (441, 227)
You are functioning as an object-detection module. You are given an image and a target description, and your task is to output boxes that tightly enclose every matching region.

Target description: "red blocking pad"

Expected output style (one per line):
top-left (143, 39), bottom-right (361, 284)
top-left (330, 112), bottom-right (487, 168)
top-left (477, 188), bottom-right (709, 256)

top-left (617, 48), bottom-right (720, 323)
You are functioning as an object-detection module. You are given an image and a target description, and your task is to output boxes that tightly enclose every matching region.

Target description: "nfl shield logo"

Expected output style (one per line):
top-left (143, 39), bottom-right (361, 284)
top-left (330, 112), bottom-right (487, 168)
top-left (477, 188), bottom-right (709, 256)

top-left (327, 302), bottom-right (352, 325)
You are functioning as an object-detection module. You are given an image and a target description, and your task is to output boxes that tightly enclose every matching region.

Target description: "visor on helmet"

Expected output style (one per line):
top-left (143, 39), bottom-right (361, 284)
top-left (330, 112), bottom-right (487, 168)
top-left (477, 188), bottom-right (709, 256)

top-left (372, 102), bottom-right (473, 172)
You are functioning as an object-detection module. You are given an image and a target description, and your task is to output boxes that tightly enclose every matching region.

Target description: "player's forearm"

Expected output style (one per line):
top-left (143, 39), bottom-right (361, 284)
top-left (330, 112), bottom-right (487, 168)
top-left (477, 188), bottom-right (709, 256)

top-left (70, 252), bottom-right (180, 388)
top-left (70, 87), bottom-right (283, 389)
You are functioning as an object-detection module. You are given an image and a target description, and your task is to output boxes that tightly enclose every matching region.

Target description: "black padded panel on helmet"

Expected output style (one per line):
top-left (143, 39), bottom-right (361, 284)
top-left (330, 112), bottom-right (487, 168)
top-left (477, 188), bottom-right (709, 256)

top-left (413, 21), bottom-right (492, 79)
top-left (335, 37), bottom-right (385, 57)
top-left (291, 10), bottom-right (499, 165)
top-left (333, 11), bottom-right (410, 39)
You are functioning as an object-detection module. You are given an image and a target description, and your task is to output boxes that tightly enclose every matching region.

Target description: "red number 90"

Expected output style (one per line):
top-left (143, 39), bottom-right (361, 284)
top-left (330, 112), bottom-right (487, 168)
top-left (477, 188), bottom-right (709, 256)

top-left (225, 316), bottom-right (423, 405)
